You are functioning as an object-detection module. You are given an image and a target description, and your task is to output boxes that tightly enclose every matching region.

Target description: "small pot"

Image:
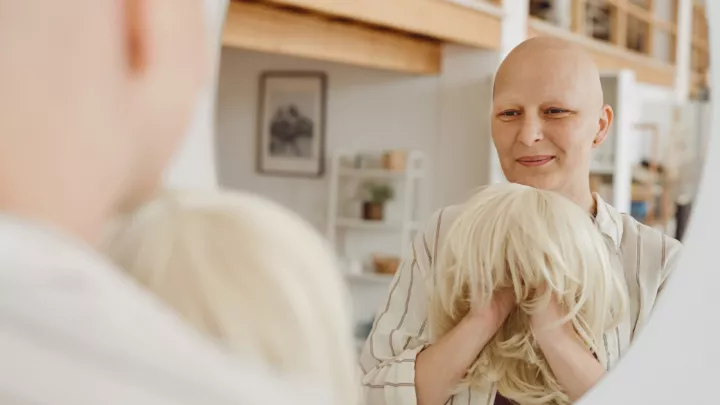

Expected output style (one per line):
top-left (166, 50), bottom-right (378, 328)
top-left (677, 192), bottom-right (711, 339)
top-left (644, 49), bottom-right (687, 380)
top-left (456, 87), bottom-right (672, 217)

top-left (373, 255), bottom-right (400, 275)
top-left (362, 202), bottom-right (384, 221)
top-left (382, 150), bottom-right (407, 171)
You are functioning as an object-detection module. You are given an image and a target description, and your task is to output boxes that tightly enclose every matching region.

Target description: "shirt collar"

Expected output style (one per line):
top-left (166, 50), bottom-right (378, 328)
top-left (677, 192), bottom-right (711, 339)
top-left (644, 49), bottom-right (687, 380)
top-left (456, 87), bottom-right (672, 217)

top-left (593, 193), bottom-right (623, 249)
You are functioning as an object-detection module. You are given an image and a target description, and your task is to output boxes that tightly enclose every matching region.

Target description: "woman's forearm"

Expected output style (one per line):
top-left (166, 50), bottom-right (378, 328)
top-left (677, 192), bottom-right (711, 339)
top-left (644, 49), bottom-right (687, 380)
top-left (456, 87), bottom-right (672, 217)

top-left (535, 328), bottom-right (605, 402)
top-left (415, 315), bottom-right (494, 405)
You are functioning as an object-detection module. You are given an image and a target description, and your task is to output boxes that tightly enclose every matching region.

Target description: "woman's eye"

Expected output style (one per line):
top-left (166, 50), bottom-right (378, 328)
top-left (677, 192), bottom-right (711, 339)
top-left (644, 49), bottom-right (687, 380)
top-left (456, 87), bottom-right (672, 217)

top-left (500, 111), bottom-right (520, 117)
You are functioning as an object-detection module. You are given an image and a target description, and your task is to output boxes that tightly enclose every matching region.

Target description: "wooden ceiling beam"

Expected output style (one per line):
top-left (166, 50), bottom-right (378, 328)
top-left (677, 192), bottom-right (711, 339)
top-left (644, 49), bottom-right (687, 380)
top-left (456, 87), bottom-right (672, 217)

top-left (222, 1), bottom-right (442, 75)
top-left (259, 0), bottom-right (502, 49)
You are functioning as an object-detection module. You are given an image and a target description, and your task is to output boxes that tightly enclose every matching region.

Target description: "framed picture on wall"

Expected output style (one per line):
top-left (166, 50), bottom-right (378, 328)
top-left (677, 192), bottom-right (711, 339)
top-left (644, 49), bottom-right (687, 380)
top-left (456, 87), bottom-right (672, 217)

top-left (256, 71), bottom-right (327, 177)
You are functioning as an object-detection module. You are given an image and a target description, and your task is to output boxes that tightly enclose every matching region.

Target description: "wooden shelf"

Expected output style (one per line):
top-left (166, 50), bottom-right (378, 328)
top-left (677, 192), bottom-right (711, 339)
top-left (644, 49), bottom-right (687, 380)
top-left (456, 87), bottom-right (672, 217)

top-left (338, 167), bottom-right (420, 180)
top-left (528, 18), bottom-right (675, 87)
top-left (336, 217), bottom-right (419, 230)
top-left (690, 3), bottom-right (709, 98)
top-left (346, 272), bottom-right (395, 283)
top-left (260, 0), bottom-right (503, 49)
top-left (222, 1), bottom-right (442, 75)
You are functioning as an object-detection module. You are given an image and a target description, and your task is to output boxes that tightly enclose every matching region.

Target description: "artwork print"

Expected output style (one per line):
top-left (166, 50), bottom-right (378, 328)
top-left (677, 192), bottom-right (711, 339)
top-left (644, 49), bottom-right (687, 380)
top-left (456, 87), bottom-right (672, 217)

top-left (256, 72), bottom-right (327, 177)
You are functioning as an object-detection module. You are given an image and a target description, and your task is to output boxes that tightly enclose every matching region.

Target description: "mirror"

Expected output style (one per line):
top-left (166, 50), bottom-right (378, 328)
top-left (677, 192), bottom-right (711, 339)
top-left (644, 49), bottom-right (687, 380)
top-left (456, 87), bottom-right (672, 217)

top-left (209, 0), bottom-right (713, 403)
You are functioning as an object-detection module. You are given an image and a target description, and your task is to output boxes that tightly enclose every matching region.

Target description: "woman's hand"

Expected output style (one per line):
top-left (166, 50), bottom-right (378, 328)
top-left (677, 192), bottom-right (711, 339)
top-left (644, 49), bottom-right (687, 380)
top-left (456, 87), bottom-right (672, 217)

top-left (528, 285), bottom-right (574, 342)
top-left (467, 288), bottom-right (516, 333)
top-left (416, 289), bottom-right (516, 405)
top-left (528, 284), bottom-right (605, 402)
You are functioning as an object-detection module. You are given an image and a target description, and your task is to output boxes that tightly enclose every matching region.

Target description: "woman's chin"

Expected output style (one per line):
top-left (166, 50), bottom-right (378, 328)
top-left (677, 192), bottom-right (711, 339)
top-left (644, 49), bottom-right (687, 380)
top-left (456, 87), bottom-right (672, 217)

top-left (507, 176), bottom-right (558, 192)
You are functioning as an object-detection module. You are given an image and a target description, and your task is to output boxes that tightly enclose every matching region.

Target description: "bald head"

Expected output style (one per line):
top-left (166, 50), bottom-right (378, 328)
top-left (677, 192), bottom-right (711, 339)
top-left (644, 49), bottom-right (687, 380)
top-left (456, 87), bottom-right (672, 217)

top-left (494, 36), bottom-right (604, 109)
top-left (489, 36), bottom-right (614, 208)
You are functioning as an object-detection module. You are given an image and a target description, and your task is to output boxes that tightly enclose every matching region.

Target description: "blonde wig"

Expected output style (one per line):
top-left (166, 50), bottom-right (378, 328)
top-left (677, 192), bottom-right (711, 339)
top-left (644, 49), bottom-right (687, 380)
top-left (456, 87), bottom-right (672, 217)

top-left (428, 183), bottom-right (628, 405)
top-left (102, 189), bottom-right (357, 405)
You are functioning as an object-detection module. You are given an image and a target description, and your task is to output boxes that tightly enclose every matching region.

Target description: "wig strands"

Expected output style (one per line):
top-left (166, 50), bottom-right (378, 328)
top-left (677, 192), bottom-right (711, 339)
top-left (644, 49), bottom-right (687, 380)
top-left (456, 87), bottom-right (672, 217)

top-left (428, 184), bottom-right (628, 405)
top-left (102, 190), bottom-right (358, 405)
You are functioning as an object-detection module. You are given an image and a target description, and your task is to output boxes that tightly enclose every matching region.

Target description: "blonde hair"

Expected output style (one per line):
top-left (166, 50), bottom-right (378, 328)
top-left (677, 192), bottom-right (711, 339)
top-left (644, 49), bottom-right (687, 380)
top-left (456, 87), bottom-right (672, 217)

top-left (429, 183), bottom-right (628, 405)
top-left (102, 189), bottom-right (357, 405)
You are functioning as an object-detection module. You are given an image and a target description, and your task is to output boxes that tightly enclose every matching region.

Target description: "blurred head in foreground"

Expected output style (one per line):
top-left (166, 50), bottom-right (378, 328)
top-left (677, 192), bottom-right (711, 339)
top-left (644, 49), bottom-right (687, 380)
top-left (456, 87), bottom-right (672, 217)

top-left (0, 0), bottom-right (208, 242)
top-left (429, 183), bottom-right (628, 405)
top-left (103, 189), bottom-right (357, 404)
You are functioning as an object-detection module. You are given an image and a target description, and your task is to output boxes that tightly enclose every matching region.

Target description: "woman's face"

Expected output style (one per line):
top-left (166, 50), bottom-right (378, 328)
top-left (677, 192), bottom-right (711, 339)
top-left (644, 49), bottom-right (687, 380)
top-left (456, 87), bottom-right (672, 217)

top-left (491, 49), bottom-right (612, 194)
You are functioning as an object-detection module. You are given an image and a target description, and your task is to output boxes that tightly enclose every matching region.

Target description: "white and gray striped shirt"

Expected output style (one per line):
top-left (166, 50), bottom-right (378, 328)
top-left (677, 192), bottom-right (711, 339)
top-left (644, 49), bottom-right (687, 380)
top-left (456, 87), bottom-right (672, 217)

top-left (358, 194), bottom-right (683, 405)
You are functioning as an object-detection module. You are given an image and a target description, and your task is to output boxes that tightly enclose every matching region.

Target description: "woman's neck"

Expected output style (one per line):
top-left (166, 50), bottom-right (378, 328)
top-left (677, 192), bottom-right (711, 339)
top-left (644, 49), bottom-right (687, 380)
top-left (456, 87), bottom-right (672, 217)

top-left (558, 187), bottom-right (596, 217)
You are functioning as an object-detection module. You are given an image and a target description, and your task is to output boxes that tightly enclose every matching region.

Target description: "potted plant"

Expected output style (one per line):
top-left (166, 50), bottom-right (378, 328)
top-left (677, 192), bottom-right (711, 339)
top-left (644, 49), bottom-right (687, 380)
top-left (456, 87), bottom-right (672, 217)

top-left (361, 182), bottom-right (394, 221)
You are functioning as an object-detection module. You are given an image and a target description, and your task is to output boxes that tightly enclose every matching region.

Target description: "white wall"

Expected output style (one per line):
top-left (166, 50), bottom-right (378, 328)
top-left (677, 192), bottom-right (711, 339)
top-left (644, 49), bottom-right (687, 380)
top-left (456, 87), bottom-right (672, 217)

top-left (216, 47), bottom-right (498, 325)
top-left (217, 49), bottom-right (433, 230)
top-left (216, 47), bottom-right (497, 231)
top-left (434, 46), bottom-right (499, 206)
top-left (164, 0), bottom-right (228, 189)
top-left (632, 83), bottom-right (678, 164)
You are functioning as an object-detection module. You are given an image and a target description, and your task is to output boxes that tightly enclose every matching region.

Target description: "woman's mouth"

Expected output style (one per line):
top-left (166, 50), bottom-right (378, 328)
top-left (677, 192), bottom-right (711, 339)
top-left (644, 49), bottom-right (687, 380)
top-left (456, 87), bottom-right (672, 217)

top-left (516, 156), bottom-right (555, 167)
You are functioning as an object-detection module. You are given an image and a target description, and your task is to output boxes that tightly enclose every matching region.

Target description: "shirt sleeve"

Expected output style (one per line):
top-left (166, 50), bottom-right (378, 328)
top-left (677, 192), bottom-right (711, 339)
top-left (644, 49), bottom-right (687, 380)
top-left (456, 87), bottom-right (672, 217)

top-left (633, 230), bottom-right (683, 339)
top-left (358, 208), bottom-right (447, 405)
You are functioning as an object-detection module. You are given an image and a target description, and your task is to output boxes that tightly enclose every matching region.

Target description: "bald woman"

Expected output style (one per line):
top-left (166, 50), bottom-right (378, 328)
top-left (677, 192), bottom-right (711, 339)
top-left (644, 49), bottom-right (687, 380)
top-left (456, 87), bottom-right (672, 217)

top-left (358, 37), bottom-right (683, 405)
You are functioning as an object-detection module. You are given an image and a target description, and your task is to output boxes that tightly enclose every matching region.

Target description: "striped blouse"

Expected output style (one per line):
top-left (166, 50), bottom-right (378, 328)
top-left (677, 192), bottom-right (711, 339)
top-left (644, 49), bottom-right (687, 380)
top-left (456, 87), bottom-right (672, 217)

top-left (358, 194), bottom-right (683, 405)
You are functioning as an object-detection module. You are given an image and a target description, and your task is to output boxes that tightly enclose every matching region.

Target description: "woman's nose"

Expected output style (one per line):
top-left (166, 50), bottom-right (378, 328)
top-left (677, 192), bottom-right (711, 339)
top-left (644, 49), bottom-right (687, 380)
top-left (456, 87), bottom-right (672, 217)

top-left (516, 116), bottom-right (543, 146)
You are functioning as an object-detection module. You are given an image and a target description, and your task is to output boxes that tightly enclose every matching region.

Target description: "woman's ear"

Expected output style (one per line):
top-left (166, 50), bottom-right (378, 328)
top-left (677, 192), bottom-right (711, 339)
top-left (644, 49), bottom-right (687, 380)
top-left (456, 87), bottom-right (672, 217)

top-left (592, 104), bottom-right (614, 148)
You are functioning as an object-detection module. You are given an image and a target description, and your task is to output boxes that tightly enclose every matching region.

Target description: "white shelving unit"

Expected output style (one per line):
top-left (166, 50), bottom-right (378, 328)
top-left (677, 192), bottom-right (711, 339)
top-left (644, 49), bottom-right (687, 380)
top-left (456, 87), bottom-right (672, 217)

top-left (328, 150), bottom-right (427, 351)
top-left (326, 150), bottom-right (426, 279)
top-left (345, 272), bottom-right (395, 283)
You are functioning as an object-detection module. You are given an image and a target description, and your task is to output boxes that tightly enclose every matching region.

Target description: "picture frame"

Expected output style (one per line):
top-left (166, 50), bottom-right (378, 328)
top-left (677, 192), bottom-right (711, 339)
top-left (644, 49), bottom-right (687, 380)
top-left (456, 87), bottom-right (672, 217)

top-left (256, 71), bottom-right (328, 177)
